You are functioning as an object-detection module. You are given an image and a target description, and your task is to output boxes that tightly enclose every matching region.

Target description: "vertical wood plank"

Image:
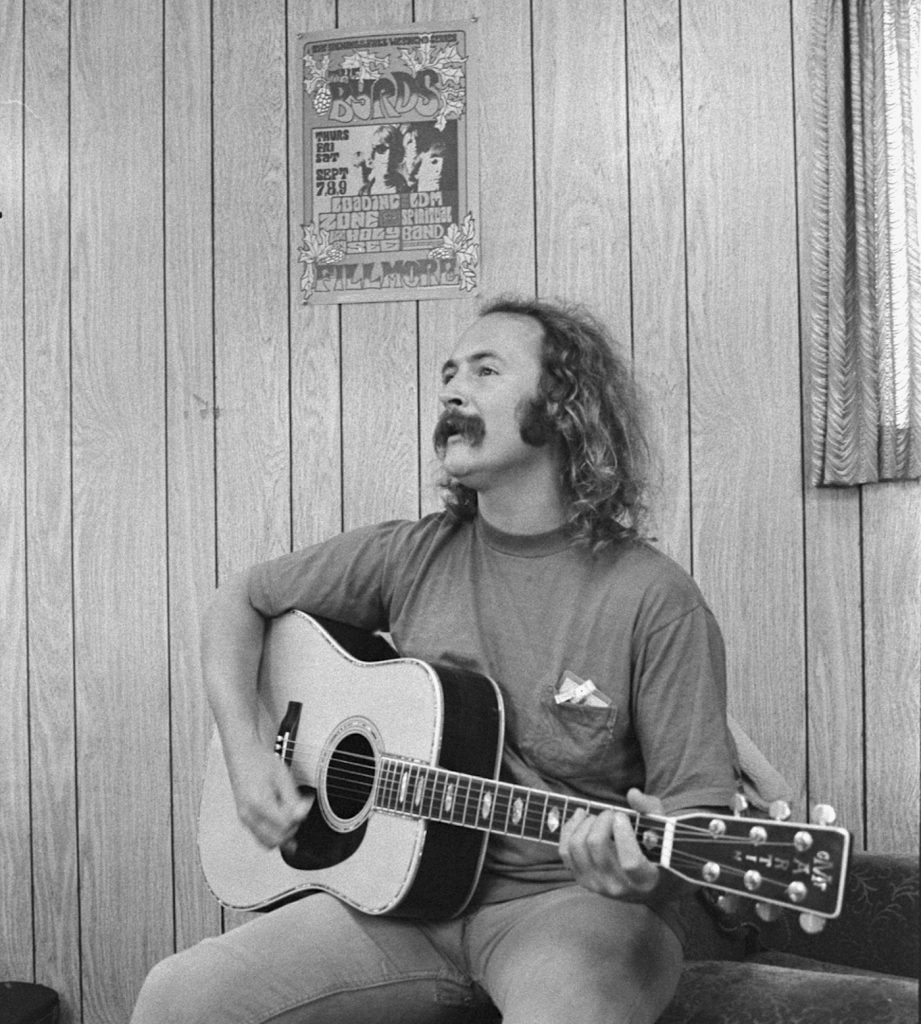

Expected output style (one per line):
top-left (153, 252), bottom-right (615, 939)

top-left (289, 0), bottom-right (343, 548)
top-left (23, 0), bottom-right (82, 1015)
top-left (533, 0), bottom-right (630, 334)
top-left (473, 0), bottom-right (535, 298)
top-left (338, 0), bottom-right (419, 531)
top-left (803, 488), bottom-right (865, 830)
top-left (341, 301), bottom-right (420, 528)
top-left (164, 0), bottom-right (222, 952)
top-left (626, 0), bottom-right (691, 568)
top-left (0, 0), bottom-right (32, 985)
top-left (70, 0), bottom-right (172, 1018)
top-left (791, 0), bottom-right (865, 838)
top-left (212, 0), bottom-right (290, 934)
top-left (863, 483), bottom-right (921, 851)
top-left (682, 0), bottom-right (806, 798)
top-left (213, 0), bottom-right (290, 578)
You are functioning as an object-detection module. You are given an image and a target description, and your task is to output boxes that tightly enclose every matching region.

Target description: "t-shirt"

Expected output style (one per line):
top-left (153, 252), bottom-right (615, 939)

top-left (248, 511), bottom-right (738, 913)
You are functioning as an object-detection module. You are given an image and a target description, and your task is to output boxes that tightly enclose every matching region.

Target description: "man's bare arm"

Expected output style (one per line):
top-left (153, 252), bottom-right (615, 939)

top-left (201, 572), bottom-right (309, 849)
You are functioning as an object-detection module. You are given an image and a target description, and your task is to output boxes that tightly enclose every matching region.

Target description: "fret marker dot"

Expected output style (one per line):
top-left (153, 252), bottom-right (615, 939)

top-left (512, 797), bottom-right (524, 824)
top-left (546, 807), bottom-right (560, 833)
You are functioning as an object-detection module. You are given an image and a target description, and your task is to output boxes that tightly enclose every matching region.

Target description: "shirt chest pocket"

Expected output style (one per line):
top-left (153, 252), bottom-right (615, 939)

top-left (518, 682), bottom-right (620, 786)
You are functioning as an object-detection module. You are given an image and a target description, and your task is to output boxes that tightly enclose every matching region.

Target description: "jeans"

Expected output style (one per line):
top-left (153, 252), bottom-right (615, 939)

top-left (130, 885), bottom-right (683, 1024)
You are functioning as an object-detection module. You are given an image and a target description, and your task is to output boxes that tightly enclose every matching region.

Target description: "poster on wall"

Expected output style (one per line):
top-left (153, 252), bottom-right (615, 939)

top-left (295, 21), bottom-right (480, 304)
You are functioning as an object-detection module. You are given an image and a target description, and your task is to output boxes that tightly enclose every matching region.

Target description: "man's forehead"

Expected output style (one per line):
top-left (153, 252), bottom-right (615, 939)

top-left (442, 312), bottom-right (543, 370)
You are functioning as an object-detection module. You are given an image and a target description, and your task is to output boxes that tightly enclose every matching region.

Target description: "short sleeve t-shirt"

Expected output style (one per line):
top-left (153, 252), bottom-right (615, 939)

top-left (248, 512), bottom-right (738, 906)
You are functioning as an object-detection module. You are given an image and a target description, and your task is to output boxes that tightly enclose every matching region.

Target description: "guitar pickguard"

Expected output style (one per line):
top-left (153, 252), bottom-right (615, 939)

top-left (282, 795), bottom-right (367, 871)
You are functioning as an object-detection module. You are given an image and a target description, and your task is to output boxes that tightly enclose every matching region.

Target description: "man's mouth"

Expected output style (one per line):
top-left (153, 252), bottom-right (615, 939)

top-left (434, 411), bottom-right (486, 454)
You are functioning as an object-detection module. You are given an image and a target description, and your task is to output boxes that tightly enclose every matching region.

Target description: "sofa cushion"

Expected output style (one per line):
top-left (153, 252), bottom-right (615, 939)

top-left (658, 960), bottom-right (919, 1024)
top-left (742, 853), bottom-right (920, 980)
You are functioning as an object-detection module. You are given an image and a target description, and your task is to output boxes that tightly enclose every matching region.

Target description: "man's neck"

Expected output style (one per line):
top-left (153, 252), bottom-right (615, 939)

top-left (475, 470), bottom-right (567, 536)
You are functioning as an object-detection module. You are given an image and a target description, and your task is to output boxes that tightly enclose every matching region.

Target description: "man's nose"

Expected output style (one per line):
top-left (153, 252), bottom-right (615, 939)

top-left (439, 378), bottom-right (467, 409)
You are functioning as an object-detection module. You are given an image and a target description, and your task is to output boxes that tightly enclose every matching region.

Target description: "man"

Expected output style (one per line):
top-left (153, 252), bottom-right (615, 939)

top-left (132, 297), bottom-right (738, 1024)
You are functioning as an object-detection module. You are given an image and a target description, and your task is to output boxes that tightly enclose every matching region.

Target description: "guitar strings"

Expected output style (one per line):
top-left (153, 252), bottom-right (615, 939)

top-left (309, 772), bottom-right (808, 898)
top-left (276, 742), bottom-right (836, 905)
top-left (281, 742), bottom-right (799, 844)
top-left (293, 749), bottom-right (815, 852)
top-left (291, 774), bottom-right (816, 905)
top-left (274, 753), bottom-right (827, 905)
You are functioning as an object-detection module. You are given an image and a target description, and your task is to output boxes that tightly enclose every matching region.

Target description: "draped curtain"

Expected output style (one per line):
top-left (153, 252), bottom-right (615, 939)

top-left (810, 0), bottom-right (921, 485)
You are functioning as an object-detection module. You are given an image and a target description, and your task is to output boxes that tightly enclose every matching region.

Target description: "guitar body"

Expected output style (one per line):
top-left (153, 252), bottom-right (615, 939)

top-left (199, 611), bottom-right (504, 919)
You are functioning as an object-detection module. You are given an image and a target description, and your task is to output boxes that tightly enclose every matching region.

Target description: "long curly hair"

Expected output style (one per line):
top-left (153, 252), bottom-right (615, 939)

top-left (439, 297), bottom-right (652, 548)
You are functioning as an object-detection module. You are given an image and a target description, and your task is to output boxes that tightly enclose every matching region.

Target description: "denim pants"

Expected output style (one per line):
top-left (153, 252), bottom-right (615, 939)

top-left (130, 885), bottom-right (683, 1024)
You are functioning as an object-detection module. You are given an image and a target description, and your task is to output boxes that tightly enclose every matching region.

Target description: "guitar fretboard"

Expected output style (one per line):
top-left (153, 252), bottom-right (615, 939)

top-left (373, 755), bottom-right (671, 864)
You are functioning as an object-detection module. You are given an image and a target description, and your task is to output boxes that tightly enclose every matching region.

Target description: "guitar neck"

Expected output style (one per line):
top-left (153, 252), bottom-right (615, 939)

top-left (371, 754), bottom-right (851, 924)
top-left (375, 755), bottom-right (661, 857)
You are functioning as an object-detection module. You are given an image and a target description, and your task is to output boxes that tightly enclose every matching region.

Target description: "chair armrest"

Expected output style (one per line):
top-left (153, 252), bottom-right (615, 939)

top-left (744, 852), bottom-right (919, 979)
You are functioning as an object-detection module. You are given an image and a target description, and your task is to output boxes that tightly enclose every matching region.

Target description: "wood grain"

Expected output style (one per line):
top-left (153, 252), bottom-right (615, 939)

top-left (533, 0), bottom-right (630, 329)
top-left (213, 0), bottom-right (291, 578)
top-left (863, 482), bottom-right (921, 851)
top-left (22, 0), bottom-right (81, 1016)
top-left (791, 0), bottom-right (865, 839)
top-left (211, 0), bottom-right (291, 936)
top-left (289, 0), bottom-right (343, 546)
top-left (626, 0), bottom-right (691, 568)
top-left (682, 0), bottom-right (807, 800)
top-left (164, 0), bottom-right (222, 953)
top-left (474, 0), bottom-right (535, 296)
top-left (0, 0), bottom-right (31, 985)
top-left (69, 1), bottom-right (173, 1018)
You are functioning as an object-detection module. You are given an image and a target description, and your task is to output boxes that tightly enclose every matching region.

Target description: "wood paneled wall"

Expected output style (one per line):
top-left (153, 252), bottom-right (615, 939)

top-left (2, 1), bottom-right (918, 1021)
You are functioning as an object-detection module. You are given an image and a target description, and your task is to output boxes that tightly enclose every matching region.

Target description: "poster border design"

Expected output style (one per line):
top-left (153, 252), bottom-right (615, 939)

top-left (294, 20), bottom-right (480, 305)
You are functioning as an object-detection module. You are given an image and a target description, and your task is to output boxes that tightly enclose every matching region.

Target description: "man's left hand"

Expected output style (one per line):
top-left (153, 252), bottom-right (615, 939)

top-left (559, 787), bottom-right (663, 899)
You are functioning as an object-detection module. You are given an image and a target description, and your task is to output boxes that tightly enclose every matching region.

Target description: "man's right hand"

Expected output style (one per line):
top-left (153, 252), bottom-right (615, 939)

top-left (227, 746), bottom-right (312, 850)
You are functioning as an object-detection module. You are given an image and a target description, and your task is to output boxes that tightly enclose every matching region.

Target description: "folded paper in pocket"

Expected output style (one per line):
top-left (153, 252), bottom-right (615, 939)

top-left (554, 670), bottom-right (611, 708)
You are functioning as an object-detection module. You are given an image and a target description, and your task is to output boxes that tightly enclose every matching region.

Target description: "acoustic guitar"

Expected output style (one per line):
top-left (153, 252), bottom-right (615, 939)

top-left (199, 611), bottom-right (850, 930)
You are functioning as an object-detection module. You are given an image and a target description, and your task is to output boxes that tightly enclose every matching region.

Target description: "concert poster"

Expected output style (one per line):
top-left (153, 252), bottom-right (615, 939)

top-left (295, 21), bottom-right (480, 304)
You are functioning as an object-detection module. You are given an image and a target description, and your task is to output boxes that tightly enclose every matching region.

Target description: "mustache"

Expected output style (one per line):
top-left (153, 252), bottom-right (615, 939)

top-left (433, 409), bottom-right (486, 454)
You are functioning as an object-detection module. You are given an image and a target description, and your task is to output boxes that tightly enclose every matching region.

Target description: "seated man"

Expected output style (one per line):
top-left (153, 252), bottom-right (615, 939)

top-left (132, 297), bottom-right (738, 1024)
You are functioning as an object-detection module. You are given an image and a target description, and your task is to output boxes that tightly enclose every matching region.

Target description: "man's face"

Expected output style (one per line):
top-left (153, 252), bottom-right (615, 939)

top-left (371, 133), bottom-right (395, 173)
top-left (417, 148), bottom-right (445, 191)
top-left (435, 313), bottom-right (552, 492)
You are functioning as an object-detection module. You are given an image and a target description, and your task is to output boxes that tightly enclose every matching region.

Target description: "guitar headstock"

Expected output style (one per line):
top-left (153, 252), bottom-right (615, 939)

top-left (664, 802), bottom-right (852, 930)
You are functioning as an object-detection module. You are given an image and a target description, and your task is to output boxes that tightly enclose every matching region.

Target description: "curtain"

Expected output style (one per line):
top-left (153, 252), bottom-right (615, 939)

top-left (810, 0), bottom-right (921, 485)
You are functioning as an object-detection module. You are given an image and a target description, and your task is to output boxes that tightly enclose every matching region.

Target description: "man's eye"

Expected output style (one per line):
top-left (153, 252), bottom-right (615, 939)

top-left (477, 366), bottom-right (497, 377)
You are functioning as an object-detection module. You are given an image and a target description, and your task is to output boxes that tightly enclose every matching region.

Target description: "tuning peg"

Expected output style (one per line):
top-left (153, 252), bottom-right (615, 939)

top-left (730, 793), bottom-right (749, 817)
top-left (715, 894), bottom-right (740, 916)
top-left (810, 804), bottom-right (837, 826)
top-left (798, 912), bottom-right (826, 934)
top-left (755, 901), bottom-right (783, 922)
top-left (768, 800), bottom-right (792, 821)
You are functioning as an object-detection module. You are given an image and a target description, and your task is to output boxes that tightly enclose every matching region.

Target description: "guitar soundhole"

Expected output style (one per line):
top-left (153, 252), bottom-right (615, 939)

top-left (281, 729), bottom-right (375, 873)
top-left (325, 732), bottom-right (375, 823)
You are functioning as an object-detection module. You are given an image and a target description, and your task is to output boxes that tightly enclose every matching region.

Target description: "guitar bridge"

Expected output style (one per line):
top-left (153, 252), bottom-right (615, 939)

top-left (275, 702), bottom-right (302, 767)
